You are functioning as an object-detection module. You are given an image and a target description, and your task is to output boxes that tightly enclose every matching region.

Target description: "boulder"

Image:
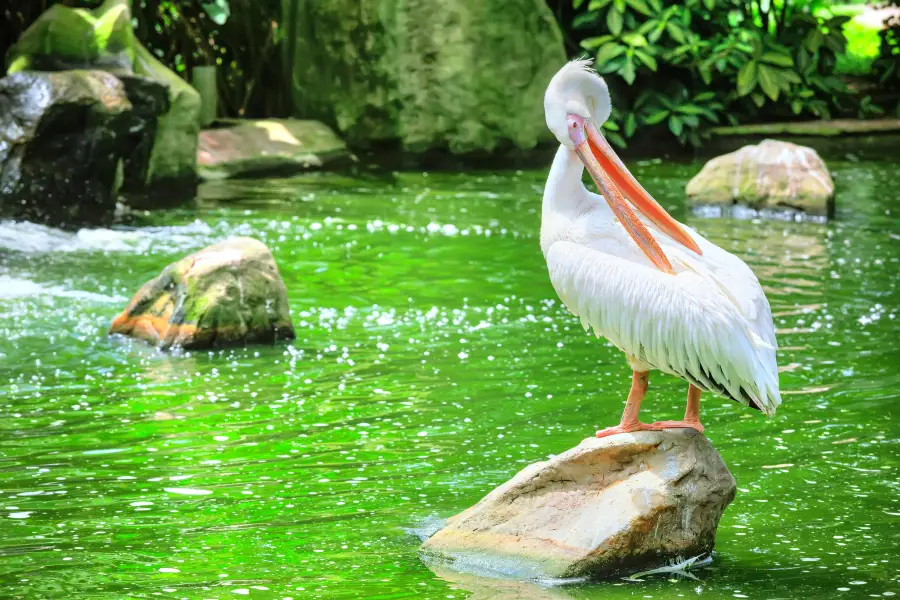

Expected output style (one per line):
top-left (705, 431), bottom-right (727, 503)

top-left (197, 119), bottom-right (351, 180)
top-left (420, 429), bottom-right (735, 580)
top-left (686, 139), bottom-right (835, 216)
top-left (6, 0), bottom-right (200, 207)
top-left (280, 0), bottom-right (566, 153)
top-left (0, 70), bottom-right (133, 226)
top-left (110, 237), bottom-right (295, 350)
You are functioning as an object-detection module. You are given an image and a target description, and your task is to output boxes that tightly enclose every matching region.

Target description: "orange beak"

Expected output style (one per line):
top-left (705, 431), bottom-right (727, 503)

top-left (573, 120), bottom-right (702, 274)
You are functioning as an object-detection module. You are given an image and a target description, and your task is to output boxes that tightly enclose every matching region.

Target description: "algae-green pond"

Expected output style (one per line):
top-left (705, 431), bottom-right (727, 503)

top-left (0, 161), bottom-right (898, 598)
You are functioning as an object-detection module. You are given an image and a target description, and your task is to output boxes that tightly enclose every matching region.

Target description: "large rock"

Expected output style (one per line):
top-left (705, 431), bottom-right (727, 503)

top-left (686, 139), bottom-right (835, 216)
top-left (197, 119), bottom-right (351, 180)
top-left (6, 0), bottom-right (200, 207)
top-left (420, 429), bottom-right (735, 580)
top-left (110, 237), bottom-right (295, 350)
top-left (0, 70), bottom-right (133, 226)
top-left (281, 0), bottom-right (566, 153)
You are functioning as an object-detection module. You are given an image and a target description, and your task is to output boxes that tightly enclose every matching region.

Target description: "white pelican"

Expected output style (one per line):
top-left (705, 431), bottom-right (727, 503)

top-left (541, 59), bottom-right (781, 437)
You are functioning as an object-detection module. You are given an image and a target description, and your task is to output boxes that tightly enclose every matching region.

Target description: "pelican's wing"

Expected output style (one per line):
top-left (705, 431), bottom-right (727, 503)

top-left (668, 233), bottom-right (778, 349)
top-left (545, 240), bottom-right (781, 415)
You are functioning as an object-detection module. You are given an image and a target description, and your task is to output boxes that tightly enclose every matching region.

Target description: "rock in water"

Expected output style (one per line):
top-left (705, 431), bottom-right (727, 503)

top-left (110, 238), bottom-right (295, 350)
top-left (686, 139), bottom-right (834, 216)
top-left (0, 70), bottom-right (133, 226)
top-left (6, 0), bottom-right (200, 211)
top-left (420, 429), bottom-right (735, 580)
top-left (197, 120), bottom-right (351, 180)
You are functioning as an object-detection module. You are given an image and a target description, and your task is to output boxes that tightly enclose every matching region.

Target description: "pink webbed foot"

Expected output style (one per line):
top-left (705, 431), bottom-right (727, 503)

top-left (650, 420), bottom-right (704, 434)
top-left (595, 422), bottom-right (665, 439)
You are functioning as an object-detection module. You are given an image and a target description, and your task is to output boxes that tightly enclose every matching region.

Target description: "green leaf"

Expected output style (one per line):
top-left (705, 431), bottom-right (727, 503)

top-left (621, 33), bottom-right (648, 47)
top-left (573, 11), bottom-right (601, 28)
top-left (693, 91), bottom-right (715, 102)
top-left (751, 92), bottom-right (765, 108)
top-left (621, 55), bottom-right (636, 84)
top-left (614, 0), bottom-right (626, 12)
top-left (666, 22), bottom-right (686, 44)
top-left (703, 0), bottom-right (715, 10)
top-left (201, 0), bottom-right (230, 25)
top-left (668, 115), bottom-right (683, 136)
top-left (699, 63), bottom-right (712, 85)
top-left (681, 114), bottom-right (699, 128)
top-left (805, 29), bottom-right (824, 53)
top-left (588, 0), bottom-right (612, 9)
top-left (626, 0), bottom-right (653, 16)
top-left (760, 51), bottom-right (793, 67)
top-left (736, 61), bottom-right (758, 96)
top-left (624, 112), bottom-right (637, 137)
top-left (676, 103), bottom-right (704, 115)
top-left (605, 131), bottom-right (628, 149)
top-left (758, 64), bottom-right (781, 101)
top-left (603, 121), bottom-right (621, 131)
top-left (595, 42), bottom-right (626, 63)
top-left (643, 109), bottom-right (669, 124)
top-left (634, 49), bottom-right (657, 70)
top-left (607, 7), bottom-right (624, 36)
top-left (791, 100), bottom-right (802, 115)
top-left (574, 0), bottom-right (586, 8)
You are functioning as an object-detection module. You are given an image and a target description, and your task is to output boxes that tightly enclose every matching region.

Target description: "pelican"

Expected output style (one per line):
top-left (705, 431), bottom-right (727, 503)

top-left (541, 59), bottom-right (781, 437)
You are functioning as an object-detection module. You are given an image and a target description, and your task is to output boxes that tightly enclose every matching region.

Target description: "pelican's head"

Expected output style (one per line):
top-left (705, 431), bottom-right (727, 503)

top-left (542, 59), bottom-right (703, 269)
top-left (544, 58), bottom-right (611, 149)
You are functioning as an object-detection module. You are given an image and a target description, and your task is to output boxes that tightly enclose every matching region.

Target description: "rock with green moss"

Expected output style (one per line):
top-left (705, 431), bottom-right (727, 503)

top-left (6, 0), bottom-right (200, 202)
top-left (686, 139), bottom-right (835, 216)
top-left (281, 0), bottom-right (566, 153)
top-left (110, 237), bottom-right (295, 350)
top-left (0, 70), bottom-right (133, 226)
top-left (198, 119), bottom-right (351, 179)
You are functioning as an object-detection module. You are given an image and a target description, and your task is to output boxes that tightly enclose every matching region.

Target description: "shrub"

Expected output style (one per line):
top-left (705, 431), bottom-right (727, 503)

top-left (571, 0), bottom-right (877, 147)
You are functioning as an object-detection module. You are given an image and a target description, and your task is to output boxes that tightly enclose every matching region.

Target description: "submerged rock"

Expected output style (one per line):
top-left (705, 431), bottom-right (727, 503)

top-left (110, 237), bottom-right (294, 349)
top-left (280, 0), bottom-right (566, 153)
top-left (198, 119), bottom-right (350, 180)
top-left (5, 0), bottom-right (200, 212)
top-left (686, 139), bottom-right (834, 216)
top-left (0, 70), bottom-right (132, 226)
top-left (420, 429), bottom-right (735, 580)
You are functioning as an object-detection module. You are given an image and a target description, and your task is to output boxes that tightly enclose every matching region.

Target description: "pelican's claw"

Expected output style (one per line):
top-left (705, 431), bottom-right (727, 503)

top-left (595, 422), bottom-right (665, 439)
top-left (650, 420), bottom-right (704, 434)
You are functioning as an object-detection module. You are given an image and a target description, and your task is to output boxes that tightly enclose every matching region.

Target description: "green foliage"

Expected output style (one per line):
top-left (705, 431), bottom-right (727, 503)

top-left (573, 0), bottom-right (888, 147)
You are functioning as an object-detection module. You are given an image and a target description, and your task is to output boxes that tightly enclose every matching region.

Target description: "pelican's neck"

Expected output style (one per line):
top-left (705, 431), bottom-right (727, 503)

top-left (540, 145), bottom-right (593, 255)
top-left (543, 145), bottom-right (585, 213)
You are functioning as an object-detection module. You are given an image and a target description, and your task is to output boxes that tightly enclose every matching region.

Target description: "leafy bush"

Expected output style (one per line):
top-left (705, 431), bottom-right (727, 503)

top-left (572, 0), bottom-right (878, 147)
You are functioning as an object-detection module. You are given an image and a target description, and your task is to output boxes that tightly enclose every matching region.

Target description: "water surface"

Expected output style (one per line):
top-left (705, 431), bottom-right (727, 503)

top-left (1, 159), bottom-right (898, 599)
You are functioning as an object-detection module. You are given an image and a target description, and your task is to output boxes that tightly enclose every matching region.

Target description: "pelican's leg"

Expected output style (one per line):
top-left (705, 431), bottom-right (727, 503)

top-left (595, 370), bottom-right (665, 438)
top-left (651, 384), bottom-right (705, 434)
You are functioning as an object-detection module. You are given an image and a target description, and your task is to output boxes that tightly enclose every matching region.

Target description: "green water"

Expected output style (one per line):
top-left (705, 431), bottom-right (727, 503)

top-left (1, 160), bottom-right (898, 599)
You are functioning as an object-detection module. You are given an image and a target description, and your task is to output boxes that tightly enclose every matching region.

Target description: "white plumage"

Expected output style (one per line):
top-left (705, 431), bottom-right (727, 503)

top-left (540, 60), bottom-right (780, 431)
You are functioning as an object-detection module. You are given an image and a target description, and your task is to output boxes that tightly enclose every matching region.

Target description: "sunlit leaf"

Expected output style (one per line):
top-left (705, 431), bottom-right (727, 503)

top-left (668, 115), bottom-right (683, 136)
top-left (751, 92), bottom-right (765, 107)
top-left (666, 22), bottom-right (685, 44)
top-left (737, 61), bottom-right (757, 96)
top-left (643, 109), bottom-right (669, 124)
top-left (201, 0), bottom-right (230, 25)
top-left (622, 33), bottom-right (648, 47)
top-left (758, 64), bottom-right (780, 101)
top-left (607, 7), bottom-right (624, 36)
top-left (634, 49), bottom-right (657, 70)
top-left (626, 0), bottom-right (653, 16)
top-left (621, 54), bottom-right (636, 83)
top-left (595, 42), bottom-right (626, 63)
top-left (624, 112), bottom-right (637, 137)
top-left (760, 51), bottom-right (793, 67)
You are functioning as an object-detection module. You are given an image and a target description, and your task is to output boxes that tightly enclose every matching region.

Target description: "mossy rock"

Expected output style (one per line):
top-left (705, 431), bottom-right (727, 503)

top-left (281, 0), bottom-right (566, 153)
top-left (686, 139), bottom-right (835, 216)
top-left (110, 237), bottom-right (295, 350)
top-left (7, 0), bottom-right (200, 199)
top-left (0, 70), bottom-right (133, 226)
top-left (197, 119), bottom-right (351, 179)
